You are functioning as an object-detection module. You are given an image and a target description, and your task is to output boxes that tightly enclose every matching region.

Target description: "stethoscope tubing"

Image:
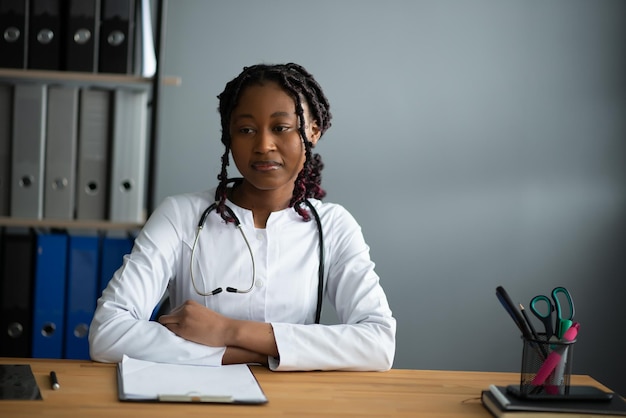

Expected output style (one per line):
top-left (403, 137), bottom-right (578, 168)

top-left (189, 200), bottom-right (325, 323)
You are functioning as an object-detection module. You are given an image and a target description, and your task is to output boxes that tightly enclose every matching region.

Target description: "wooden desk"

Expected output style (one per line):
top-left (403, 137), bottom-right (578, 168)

top-left (0, 357), bottom-right (608, 417)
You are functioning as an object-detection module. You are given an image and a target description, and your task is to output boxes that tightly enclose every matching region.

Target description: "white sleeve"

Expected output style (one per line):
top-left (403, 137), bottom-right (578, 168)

top-left (88, 196), bottom-right (226, 365)
top-left (270, 206), bottom-right (396, 371)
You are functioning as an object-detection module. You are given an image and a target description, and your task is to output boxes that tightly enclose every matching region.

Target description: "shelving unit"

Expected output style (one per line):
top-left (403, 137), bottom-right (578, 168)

top-left (0, 0), bottom-right (177, 229)
top-left (0, 0), bottom-right (175, 361)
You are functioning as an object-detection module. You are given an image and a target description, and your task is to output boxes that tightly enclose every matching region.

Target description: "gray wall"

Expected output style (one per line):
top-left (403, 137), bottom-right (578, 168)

top-left (155, 0), bottom-right (626, 395)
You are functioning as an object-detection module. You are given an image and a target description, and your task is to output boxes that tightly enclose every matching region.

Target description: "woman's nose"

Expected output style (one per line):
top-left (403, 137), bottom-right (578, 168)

top-left (253, 129), bottom-right (276, 153)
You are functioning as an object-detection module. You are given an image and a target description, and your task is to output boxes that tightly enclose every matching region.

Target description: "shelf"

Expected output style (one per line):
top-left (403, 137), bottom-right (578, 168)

top-left (0, 217), bottom-right (143, 231)
top-left (0, 68), bottom-right (181, 89)
top-left (0, 1), bottom-right (172, 230)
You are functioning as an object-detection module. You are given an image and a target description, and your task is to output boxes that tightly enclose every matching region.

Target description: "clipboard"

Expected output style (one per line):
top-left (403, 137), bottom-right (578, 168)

top-left (116, 355), bottom-right (267, 404)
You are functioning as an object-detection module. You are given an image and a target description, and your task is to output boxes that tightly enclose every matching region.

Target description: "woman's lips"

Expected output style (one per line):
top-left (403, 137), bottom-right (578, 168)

top-left (252, 161), bottom-right (280, 171)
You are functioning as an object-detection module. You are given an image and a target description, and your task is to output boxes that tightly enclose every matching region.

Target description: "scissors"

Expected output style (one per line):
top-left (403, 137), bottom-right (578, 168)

top-left (529, 286), bottom-right (575, 340)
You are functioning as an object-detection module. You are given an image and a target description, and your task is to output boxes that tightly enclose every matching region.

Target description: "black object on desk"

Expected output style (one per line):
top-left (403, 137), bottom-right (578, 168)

top-left (0, 364), bottom-right (43, 400)
top-left (482, 385), bottom-right (626, 417)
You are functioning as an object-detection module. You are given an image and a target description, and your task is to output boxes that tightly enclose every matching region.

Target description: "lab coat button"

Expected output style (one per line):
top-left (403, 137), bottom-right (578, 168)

top-left (255, 280), bottom-right (264, 288)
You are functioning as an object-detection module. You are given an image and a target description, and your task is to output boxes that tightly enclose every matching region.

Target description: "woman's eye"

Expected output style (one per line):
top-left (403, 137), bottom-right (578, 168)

top-left (239, 127), bottom-right (254, 134)
top-left (274, 125), bottom-right (290, 132)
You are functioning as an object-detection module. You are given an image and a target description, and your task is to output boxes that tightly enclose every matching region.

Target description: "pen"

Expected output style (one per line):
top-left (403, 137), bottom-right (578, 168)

top-left (50, 371), bottom-right (60, 390)
top-left (520, 303), bottom-right (548, 358)
top-left (496, 286), bottom-right (547, 361)
top-left (489, 384), bottom-right (511, 407)
top-left (495, 286), bottom-right (534, 341)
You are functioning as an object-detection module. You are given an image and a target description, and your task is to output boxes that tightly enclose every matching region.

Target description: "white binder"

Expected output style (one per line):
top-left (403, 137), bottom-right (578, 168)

top-left (76, 89), bottom-right (111, 220)
top-left (10, 84), bottom-right (47, 219)
top-left (109, 88), bottom-right (148, 223)
top-left (0, 84), bottom-right (11, 216)
top-left (44, 86), bottom-right (79, 219)
top-left (134, 0), bottom-right (156, 78)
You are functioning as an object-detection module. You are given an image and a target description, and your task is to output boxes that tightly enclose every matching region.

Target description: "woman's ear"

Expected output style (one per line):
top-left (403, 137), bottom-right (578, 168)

top-left (308, 121), bottom-right (321, 147)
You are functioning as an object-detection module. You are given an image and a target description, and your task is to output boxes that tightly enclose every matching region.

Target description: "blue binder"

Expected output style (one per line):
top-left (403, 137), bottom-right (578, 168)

top-left (64, 234), bottom-right (100, 360)
top-left (99, 234), bottom-right (133, 296)
top-left (31, 232), bottom-right (68, 358)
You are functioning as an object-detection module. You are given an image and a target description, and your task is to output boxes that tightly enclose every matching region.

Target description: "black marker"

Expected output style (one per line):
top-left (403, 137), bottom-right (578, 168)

top-left (50, 371), bottom-right (60, 390)
top-left (495, 286), bottom-right (534, 341)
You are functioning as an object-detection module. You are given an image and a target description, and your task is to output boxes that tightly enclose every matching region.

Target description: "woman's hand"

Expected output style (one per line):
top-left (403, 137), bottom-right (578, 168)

top-left (158, 300), bottom-right (279, 358)
top-left (158, 299), bottom-right (231, 347)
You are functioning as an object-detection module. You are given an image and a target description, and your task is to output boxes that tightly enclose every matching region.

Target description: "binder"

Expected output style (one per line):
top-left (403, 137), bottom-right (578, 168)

top-left (31, 231), bottom-right (68, 358)
top-left (0, 0), bottom-right (28, 69)
top-left (64, 0), bottom-right (100, 72)
top-left (0, 83), bottom-right (11, 216)
top-left (76, 88), bottom-right (111, 221)
top-left (109, 88), bottom-right (148, 223)
top-left (28, 0), bottom-right (62, 70)
top-left (133, 0), bottom-right (155, 77)
top-left (99, 0), bottom-right (135, 74)
top-left (99, 233), bottom-right (132, 295)
top-left (44, 86), bottom-right (79, 220)
top-left (10, 83), bottom-right (47, 219)
top-left (0, 228), bottom-right (36, 357)
top-left (64, 233), bottom-right (100, 360)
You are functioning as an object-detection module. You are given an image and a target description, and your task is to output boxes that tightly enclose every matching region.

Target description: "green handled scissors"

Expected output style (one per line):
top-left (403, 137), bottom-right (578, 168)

top-left (530, 286), bottom-right (575, 340)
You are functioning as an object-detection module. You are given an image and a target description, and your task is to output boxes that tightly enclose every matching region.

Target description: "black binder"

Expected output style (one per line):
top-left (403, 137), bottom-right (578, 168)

top-left (0, 0), bottom-right (29, 68)
top-left (64, 0), bottom-right (100, 72)
top-left (27, 0), bottom-right (62, 70)
top-left (0, 228), bottom-right (36, 357)
top-left (98, 0), bottom-right (134, 74)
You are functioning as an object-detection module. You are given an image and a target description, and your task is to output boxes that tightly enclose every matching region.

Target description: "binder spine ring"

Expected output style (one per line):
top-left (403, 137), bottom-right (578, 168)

top-left (4, 27), bottom-right (21, 42)
top-left (52, 178), bottom-right (68, 190)
top-left (19, 175), bottom-right (34, 188)
top-left (41, 322), bottom-right (56, 337)
top-left (107, 31), bottom-right (125, 46)
top-left (8, 322), bottom-right (24, 338)
top-left (36, 29), bottom-right (54, 44)
top-left (74, 29), bottom-right (91, 44)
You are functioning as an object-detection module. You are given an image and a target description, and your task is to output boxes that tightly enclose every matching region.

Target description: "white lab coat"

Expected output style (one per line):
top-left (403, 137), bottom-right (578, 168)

top-left (89, 189), bottom-right (396, 371)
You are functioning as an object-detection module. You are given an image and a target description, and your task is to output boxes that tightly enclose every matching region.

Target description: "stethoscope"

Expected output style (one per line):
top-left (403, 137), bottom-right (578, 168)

top-left (189, 198), bottom-right (325, 324)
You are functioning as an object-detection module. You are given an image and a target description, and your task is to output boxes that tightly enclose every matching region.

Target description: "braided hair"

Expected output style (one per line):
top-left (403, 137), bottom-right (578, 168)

top-left (214, 63), bottom-right (332, 222)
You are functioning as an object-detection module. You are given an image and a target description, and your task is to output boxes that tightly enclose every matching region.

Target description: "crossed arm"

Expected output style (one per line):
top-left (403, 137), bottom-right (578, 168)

top-left (158, 299), bottom-right (279, 366)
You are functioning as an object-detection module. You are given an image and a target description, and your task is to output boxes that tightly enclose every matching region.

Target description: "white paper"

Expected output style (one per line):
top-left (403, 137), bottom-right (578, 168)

top-left (118, 355), bottom-right (267, 403)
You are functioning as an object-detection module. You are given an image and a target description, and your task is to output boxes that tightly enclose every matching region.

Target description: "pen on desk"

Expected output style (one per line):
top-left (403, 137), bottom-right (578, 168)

top-left (50, 371), bottom-right (60, 390)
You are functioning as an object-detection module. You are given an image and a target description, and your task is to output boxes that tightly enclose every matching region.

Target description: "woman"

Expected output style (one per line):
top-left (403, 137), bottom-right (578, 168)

top-left (89, 63), bottom-right (396, 371)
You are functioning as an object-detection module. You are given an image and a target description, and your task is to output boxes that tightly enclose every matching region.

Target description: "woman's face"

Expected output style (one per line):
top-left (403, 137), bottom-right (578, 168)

top-left (229, 81), bottom-right (320, 194)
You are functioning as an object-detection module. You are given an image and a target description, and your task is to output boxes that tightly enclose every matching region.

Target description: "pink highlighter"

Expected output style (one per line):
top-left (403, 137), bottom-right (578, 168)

top-left (531, 322), bottom-right (580, 388)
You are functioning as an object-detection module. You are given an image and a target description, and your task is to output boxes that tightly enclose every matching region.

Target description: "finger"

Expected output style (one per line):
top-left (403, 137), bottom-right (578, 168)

top-left (158, 314), bottom-right (177, 324)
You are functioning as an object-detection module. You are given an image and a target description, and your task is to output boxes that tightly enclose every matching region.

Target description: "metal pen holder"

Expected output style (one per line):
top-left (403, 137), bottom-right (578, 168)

top-left (519, 334), bottom-right (576, 396)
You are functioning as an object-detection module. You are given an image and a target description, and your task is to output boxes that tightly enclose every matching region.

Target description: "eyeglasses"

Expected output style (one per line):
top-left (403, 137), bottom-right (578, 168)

top-left (190, 203), bottom-right (256, 296)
